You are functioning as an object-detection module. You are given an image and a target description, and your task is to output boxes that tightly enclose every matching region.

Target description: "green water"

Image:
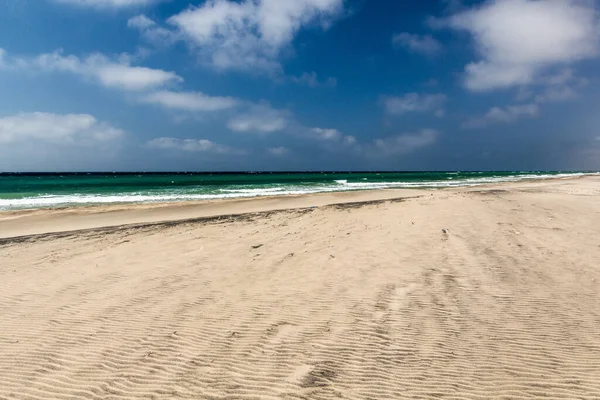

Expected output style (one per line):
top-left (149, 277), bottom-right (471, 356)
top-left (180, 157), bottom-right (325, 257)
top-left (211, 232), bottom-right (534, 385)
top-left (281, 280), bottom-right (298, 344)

top-left (0, 171), bottom-right (589, 210)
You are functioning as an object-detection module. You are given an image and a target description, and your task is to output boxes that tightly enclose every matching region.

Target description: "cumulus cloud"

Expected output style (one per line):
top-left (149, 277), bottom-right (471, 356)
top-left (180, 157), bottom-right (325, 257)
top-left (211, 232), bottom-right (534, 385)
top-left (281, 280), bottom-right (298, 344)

top-left (535, 87), bottom-right (577, 104)
top-left (383, 93), bottom-right (447, 116)
top-left (463, 103), bottom-right (539, 128)
top-left (534, 68), bottom-right (588, 103)
top-left (140, 91), bottom-right (240, 112)
top-left (51, 0), bottom-right (166, 8)
top-left (128, 15), bottom-right (179, 46)
top-left (35, 51), bottom-right (181, 91)
top-left (309, 127), bottom-right (355, 145)
top-left (372, 129), bottom-right (438, 155)
top-left (446, 0), bottom-right (600, 91)
top-left (147, 137), bottom-right (241, 154)
top-left (310, 127), bottom-right (342, 140)
top-left (0, 49), bottom-right (28, 71)
top-left (392, 33), bottom-right (442, 56)
top-left (227, 104), bottom-right (290, 133)
top-left (94, 64), bottom-right (180, 91)
top-left (291, 72), bottom-right (337, 88)
top-left (168, 0), bottom-right (345, 72)
top-left (0, 112), bottom-right (124, 144)
top-left (0, 112), bottom-right (126, 171)
top-left (1, 49), bottom-right (181, 91)
top-left (514, 68), bottom-right (587, 104)
top-left (343, 136), bottom-right (357, 145)
top-left (267, 146), bottom-right (289, 156)
top-left (128, 14), bottom-right (156, 29)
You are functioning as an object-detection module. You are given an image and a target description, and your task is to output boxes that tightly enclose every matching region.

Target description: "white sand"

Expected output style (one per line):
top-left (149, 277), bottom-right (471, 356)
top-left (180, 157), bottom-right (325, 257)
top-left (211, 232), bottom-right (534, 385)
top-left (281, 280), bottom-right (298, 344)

top-left (1, 176), bottom-right (600, 399)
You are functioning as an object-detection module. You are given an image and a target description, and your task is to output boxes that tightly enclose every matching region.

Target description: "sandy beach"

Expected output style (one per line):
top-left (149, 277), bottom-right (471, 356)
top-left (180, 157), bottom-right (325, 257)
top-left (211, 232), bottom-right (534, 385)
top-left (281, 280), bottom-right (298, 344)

top-left (1, 175), bottom-right (600, 399)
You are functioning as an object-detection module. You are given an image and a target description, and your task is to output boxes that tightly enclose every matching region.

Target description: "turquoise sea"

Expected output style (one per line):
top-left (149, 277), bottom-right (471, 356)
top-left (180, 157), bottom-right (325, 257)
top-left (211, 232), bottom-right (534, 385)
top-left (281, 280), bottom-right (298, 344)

top-left (0, 171), bottom-right (592, 211)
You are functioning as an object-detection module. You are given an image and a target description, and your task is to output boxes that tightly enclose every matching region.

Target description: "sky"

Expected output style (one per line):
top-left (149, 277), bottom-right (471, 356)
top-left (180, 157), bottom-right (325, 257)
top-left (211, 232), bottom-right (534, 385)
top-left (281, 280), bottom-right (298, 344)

top-left (1, 0), bottom-right (600, 172)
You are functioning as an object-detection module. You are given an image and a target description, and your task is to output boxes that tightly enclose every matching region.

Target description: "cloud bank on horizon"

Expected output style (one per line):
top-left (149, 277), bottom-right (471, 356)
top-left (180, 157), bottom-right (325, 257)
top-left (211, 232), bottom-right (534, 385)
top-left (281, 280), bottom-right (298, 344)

top-left (1, 0), bottom-right (600, 171)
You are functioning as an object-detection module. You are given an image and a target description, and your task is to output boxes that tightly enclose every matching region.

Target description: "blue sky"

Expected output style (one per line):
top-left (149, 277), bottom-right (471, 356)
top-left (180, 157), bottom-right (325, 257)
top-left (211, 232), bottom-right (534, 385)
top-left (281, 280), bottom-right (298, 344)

top-left (0, 0), bottom-right (599, 171)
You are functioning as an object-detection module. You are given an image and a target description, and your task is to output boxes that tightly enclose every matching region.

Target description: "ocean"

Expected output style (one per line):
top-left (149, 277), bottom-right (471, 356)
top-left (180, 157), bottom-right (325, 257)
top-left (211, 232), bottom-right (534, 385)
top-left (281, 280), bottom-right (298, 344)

top-left (0, 171), bottom-right (591, 211)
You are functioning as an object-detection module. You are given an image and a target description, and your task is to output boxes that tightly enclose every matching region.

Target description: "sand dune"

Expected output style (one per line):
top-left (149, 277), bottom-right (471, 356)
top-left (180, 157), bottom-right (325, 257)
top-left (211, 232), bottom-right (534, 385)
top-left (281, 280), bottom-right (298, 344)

top-left (1, 176), bottom-right (600, 399)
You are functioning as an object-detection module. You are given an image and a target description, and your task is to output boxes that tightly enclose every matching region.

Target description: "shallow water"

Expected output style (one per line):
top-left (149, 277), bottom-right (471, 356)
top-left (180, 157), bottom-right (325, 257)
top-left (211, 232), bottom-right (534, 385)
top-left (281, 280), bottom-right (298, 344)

top-left (0, 171), bottom-right (591, 210)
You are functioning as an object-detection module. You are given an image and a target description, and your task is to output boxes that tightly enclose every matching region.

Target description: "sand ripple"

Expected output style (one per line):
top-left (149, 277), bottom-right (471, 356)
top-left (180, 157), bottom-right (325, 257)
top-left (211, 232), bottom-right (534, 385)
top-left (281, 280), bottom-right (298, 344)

top-left (1, 179), bottom-right (600, 399)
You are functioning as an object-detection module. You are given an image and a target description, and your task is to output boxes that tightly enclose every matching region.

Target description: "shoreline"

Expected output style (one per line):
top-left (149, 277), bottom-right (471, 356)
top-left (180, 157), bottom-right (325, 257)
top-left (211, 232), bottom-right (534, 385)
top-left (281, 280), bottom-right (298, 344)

top-left (0, 174), bottom-right (593, 240)
top-left (0, 172), bottom-right (591, 213)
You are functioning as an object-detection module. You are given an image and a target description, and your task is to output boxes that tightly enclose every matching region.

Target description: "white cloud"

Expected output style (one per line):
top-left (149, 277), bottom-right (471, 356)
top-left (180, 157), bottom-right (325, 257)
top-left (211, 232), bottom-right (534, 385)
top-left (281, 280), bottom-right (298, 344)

top-left (0, 112), bottom-right (124, 144)
top-left (2, 49), bottom-right (182, 91)
top-left (309, 127), bottom-right (356, 146)
top-left (227, 103), bottom-right (289, 133)
top-left (35, 51), bottom-right (182, 90)
top-left (311, 127), bottom-right (342, 140)
top-left (128, 15), bottom-right (179, 46)
top-left (128, 14), bottom-right (156, 29)
top-left (51, 0), bottom-right (165, 8)
top-left (392, 33), bottom-right (442, 56)
top-left (545, 67), bottom-right (579, 87)
top-left (291, 71), bottom-right (337, 87)
top-left (147, 137), bottom-right (240, 154)
top-left (0, 112), bottom-right (125, 170)
top-left (372, 129), bottom-right (438, 155)
top-left (463, 103), bottom-right (539, 128)
top-left (93, 64), bottom-right (180, 90)
top-left (343, 135), bottom-right (357, 145)
top-left (383, 93), bottom-right (447, 116)
top-left (0, 49), bottom-right (27, 70)
top-left (534, 68), bottom-right (588, 103)
top-left (168, 0), bottom-right (344, 72)
top-left (535, 86), bottom-right (577, 103)
top-left (446, 0), bottom-right (600, 91)
top-left (140, 91), bottom-right (240, 112)
top-left (267, 146), bottom-right (289, 156)
top-left (514, 68), bottom-right (587, 103)
top-left (486, 104), bottom-right (539, 122)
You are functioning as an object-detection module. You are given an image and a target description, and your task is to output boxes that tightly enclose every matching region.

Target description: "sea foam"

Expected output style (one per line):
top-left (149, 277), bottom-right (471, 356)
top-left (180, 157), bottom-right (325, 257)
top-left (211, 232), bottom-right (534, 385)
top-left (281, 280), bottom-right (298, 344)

top-left (0, 172), bottom-right (589, 210)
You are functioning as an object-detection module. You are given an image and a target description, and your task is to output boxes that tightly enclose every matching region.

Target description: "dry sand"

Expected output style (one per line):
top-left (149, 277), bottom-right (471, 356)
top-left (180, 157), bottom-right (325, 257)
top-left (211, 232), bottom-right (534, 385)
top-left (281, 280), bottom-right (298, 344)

top-left (1, 176), bottom-right (600, 399)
